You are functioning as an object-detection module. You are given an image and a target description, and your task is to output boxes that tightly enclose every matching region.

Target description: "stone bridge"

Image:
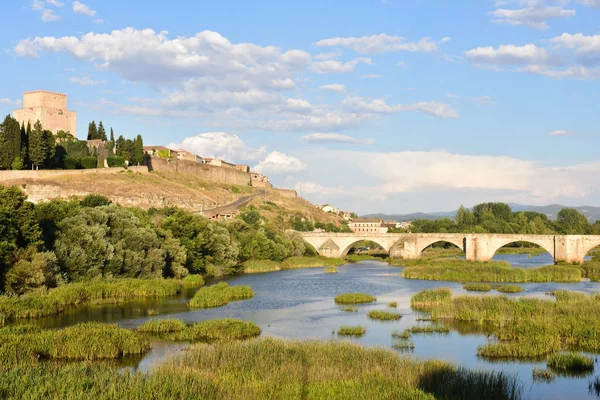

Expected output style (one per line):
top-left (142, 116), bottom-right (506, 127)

top-left (297, 232), bottom-right (600, 264)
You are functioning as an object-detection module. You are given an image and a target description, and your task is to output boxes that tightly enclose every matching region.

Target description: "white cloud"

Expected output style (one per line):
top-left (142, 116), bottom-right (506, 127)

top-left (294, 182), bottom-right (349, 197)
top-left (471, 96), bottom-right (496, 106)
top-left (168, 132), bottom-right (266, 162)
top-left (300, 133), bottom-right (375, 145)
top-left (551, 33), bottom-right (600, 65)
top-left (92, 19), bottom-right (104, 24)
top-left (31, 0), bottom-right (61, 22)
top-left (314, 34), bottom-right (439, 54)
top-left (342, 96), bottom-right (459, 119)
top-left (489, 6), bottom-right (575, 29)
top-left (319, 83), bottom-right (346, 93)
top-left (520, 64), bottom-right (600, 79)
top-left (309, 57), bottom-right (371, 73)
top-left (464, 44), bottom-right (557, 65)
top-left (254, 151), bottom-right (307, 175)
top-left (548, 129), bottom-right (576, 136)
top-left (69, 76), bottom-right (107, 86)
top-left (396, 61), bottom-right (408, 68)
top-left (440, 37), bottom-right (451, 43)
top-left (358, 74), bottom-right (382, 79)
top-left (72, 1), bottom-right (96, 16)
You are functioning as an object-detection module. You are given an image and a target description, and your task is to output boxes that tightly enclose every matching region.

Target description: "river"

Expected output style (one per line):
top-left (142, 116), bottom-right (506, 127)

top-left (25, 253), bottom-right (600, 400)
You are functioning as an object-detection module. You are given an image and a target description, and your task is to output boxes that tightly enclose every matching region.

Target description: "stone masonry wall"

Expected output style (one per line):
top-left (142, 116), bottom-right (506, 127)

top-left (148, 156), bottom-right (252, 187)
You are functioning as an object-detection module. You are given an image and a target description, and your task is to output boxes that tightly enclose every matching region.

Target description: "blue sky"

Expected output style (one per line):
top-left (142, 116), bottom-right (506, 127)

top-left (1, 0), bottom-right (599, 214)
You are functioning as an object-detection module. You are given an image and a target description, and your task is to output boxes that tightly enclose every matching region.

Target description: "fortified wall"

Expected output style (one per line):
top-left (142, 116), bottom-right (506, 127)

top-left (148, 156), bottom-right (251, 187)
top-left (13, 91), bottom-right (77, 137)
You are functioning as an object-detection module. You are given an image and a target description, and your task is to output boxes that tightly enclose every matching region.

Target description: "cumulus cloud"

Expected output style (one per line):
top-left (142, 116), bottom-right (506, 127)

top-left (69, 76), bottom-right (106, 86)
top-left (294, 182), bottom-right (349, 197)
top-left (319, 83), bottom-right (346, 93)
top-left (464, 44), bottom-right (557, 65)
top-left (342, 96), bottom-right (459, 119)
top-left (551, 33), bottom-right (600, 65)
top-left (168, 132), bottom-right (267, 162)
top-left (314, 34), bottom-right (439, 54)
top-left (72, 1), bottom-right (96, 16)
top-left (309, 57), bottom-right (372, 73)
top-left (548, 130), bottom-right (576, 136)
top-left (31, 0), bottom-right (62, 22)
top-left (300, 133), bottom-right (375, 145)
top-left (254, 151), bottom-right (307, 174)
top-left (520, 64), bottom-right (600, 79)
top-left (489, 6), bottom-right (575, 29)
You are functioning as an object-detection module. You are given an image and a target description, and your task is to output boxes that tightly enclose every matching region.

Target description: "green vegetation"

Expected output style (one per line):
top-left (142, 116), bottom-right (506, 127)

top-left (0, 279), bottom-right (183, 323)
top-left (182, 274), bottom-right (205, 286)
top-left (242, 260), bottom-right (280, 273)
top-left (342, 306), bottom-right (358, 312)
top-left (411, 288), bottom-right (452, 310)
top-left (0, 322), bottom-right (149, 366)
top-left (392, 339), bottom-right (415, 350)
top-left (367, 310), bottom-right (402, 321)
top-left (532, 368), bottom-right (555, 382)
top-left (324, 265), bottom-right (338, 274)
top-left (346, 254), bottom-right (385, 262)
top-left (334, 293), bottom-right (376, 304)
top-left (414, 288), bottom-right (600, 358)
top-left (406, 325), bottom-right (450, 335)
top-left (496, 285), bottom-right (525, 293)
top-left (188, 282), bottom-right (254, 309)
top-left (280, 256), bottom-right (345, 269)
top-left (392, 330), bottom-right (411, 340)
top-left (547, 353), bottom-right (594, 373)
top-left (175, 319), bottom-right (261, 342)
top-left (402, 260), bottom-right (581, 283)
top-left (464, 283), bottom-right (492, 292)
top-left (337, 325), bottom-right (366, 337)
top-left (387, 301), bottom-right (398, 308)
top-left (136, 319), bottom-right (187, 333)
top-left (0, 337), bottom-right (523, 400)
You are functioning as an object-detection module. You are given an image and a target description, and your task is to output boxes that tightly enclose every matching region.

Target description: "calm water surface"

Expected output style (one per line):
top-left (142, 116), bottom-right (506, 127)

top-left (28, 254), bottom-right (600, 400)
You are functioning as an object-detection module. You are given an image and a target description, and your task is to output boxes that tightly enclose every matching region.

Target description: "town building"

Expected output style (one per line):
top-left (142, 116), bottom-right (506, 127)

top-left (173, 149), bottom-right (202, 163)
top-left (235, 164), bottom-right (250, 173)
top-left (143, 146), bottom-right (174, 158)
top-left (13, 90), bottom-right (77, 137)
top-left (202, 158), bottom-right (236, 169)
top-left (349, 218), bottom-right (390, 233)
top-left (316, 204), bottom-right (341, 214)
top-left (251, 172), bottom-right (272, 188)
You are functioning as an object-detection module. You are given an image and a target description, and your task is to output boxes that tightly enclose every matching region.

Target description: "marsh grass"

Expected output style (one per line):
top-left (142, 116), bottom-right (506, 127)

top-left (324, 265), bottom-right (338, 274)
top-left (280, 256), bottom-right (344, 270)
top-left (368, 310), bottom-right (402, 321)
top-left (392, 339), bottom-right (415, 350)
top-left (346, 254), bottom-right (386, 262)
top-left (496, 285), bottom-right (525, 293)
top-left (547, 353), bottom-right (594, 373)
top-left (407, 325), bottom-right (450, 335)
top-left (387, 301), bottom-right (398, 308)
top-left (174, 319), bottom-right (261, 342)
top-left (342, 306), bottom-right (358, 312)
top-left (243, 260), bottom-right (281, 274)
top-left (337, 325), bottom-right (366, 337)
top-left (188, 282), bottom-right (254, 309)
top-left (136, 319), bottom-right (187, 333)
top-left (334, 293), bottom-right (376, 304)
top-left (0, 279), bottom-right (184, 323)
top-left (464, 283), bottom-right (492, 292)
top-left (401, 259), bottom-right (581, 283)
top-left (0, 338), bottom-right (523, 400)
top-left (532, 368), bottom-right (555, 382)
top-left (182, 274), bottom-right (205, 286)
top-left (411, 288), bottom-right (452, 310)
top-left (392, 330), bottom-right (411, 340)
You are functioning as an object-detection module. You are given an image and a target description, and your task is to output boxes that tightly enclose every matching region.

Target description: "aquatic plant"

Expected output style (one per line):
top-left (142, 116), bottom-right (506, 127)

top-left (387, 301), bottom-right (398, 308)
top-left (407, 325), bottom-right (450, 334)
top-left (242, 260), bottom-right (280, 274)
top-left (392, 330), bottom-right (411, 340)
top-left (280, 256), bottom-right (344, 270)
top-left (334, 293), bottom-right (376, 304)
top-left (532, 368), bottom-right (555, 382)
top-left (411, 288), bottom-right (452, 310)
top-left (188, 282), bottom-right (254, 309)
top-left (495, 285), bottom-right (524, 293)
top-left (324, 265), bottom-right (338, 274)
top-left (392, 339), bottom-right (415, 350)
top-left (547, 353), bottom-right (594, 373)
top-left (367, 310), bottom-right (402, 321)
top-left (182, 274), bottom-right (205, 286)
top-left (337, 326), bottom-right (366, 336)
top-left (342, 306), bottom-right (358, 312)
top-left (463, 283), bottom-right (492, 292)
top-left (176, 319), bottom-right (261, 342)
top-left (136, 319), bottom-right (187, 333)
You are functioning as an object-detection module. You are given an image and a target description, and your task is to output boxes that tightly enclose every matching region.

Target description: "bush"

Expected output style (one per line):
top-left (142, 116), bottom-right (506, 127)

top-left (107, 156), bottom-right (126, 168)
top-left (11, 157), bottom-right (24, 170)
top-left (64, 155), bottom-right (79, 169)
top-left (79, 194), bottom-right (112, 208)
top-left (79, 156), bottom-right (98, 169)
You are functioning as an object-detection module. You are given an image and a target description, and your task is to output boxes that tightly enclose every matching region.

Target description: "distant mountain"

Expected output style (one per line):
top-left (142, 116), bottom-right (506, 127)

top-left (363, 204), bottom-right (600, 222)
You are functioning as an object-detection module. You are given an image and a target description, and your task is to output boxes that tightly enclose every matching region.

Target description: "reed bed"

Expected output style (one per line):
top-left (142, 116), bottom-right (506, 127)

top-left (175, 319), bottom-right (261, 342)
top-left (136, 319), bottom-right (188, 333)
top-left (416, 288), bottom-right (600, 358)
top-left (182, 274), bottom-right (205, 286)
top-left (0, 338), bottom-right (523, 400)
top-left (188, 282), bottom-right (254, 309)
top-left (496, 285), bottom-right (525, 293)
top-left (342, 306), bottom-right (358, 312)
top-left (242, 260), bottom-right (281, 274)
top-left (392, 330), bottom-right (411, 340)
top-left (463, 283), bottom-right (492, 292)
top-left (346, 254), bottom-right (385, 262)
top-left (532, 368), bottom-right (555, 382)
top-left (334, 293), bottom-right (376, 304)
top-left (367, 310), bottom-right (402, 321)
top-left (324, 265), bottom-right (338, 274)
top-left (392, 339), bottom-right (415, 350)
top-left (407, 325), bottom-right (450, 335)
top-left (280, 256), bottom-right (345, 270)
top-left (387, 301), bottom-right (398, 308)
top-left (411, 288), bottom-right (452, 310)
top-left (337, 325), bottom-right (366, 337)
top-left (0, 279), bottom-right (184, 323)
top-left (547, 352), bottom-right (594, 373)
top-left (402, 260), bottom-right (581, 283)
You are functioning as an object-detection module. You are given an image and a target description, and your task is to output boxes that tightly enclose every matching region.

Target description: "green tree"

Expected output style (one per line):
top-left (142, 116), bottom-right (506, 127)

top-left (87, 121), bottom-right (98, 140)
top-left (11, 157), bottom-right (24, 170)
top-left (556, 208), bottom-right (591, 234)
top-left (133, 134), bottom-right (144, 164)
top-left (455, 205), bottom-right (475, 227)
top-left (0, 115), bottom-right (21, 169)
top-left (98, 121), bottom-right (107, 141)
top-left (29, 121), bottom-right (45, 170)
top-left (4, 249), bottom-right (60, 295)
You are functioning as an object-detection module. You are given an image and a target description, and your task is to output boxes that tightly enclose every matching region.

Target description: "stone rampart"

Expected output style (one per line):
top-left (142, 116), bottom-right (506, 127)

top-left (148, 156), bottom-right (251, 187)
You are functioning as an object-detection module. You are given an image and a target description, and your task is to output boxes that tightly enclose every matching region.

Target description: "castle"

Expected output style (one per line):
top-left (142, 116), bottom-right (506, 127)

top-left (13, 90), bottom-right (77, 138)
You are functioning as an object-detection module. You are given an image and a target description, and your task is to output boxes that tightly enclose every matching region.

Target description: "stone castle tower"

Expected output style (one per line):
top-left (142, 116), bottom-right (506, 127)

top-left (13, 90), bottom-right (77, 138)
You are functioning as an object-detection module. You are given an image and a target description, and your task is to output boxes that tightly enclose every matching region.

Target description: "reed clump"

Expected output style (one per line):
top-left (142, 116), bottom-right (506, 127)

top-left (464, 283), bottom-right (492, 292)
top-left (368, 310), bottom-right (402, 321)
top-left (280, 256), bottom-right (344, 270)
top-left (182, 274), bottom-right (205, 286)
top-left (532, 368), bottom-right (555, 382)
top-left (176, 319), bottom-right (261, 342)
top-left (324, 265), bottom-right (338, 274)
top-left (392, 339), bottom-right (415, 350)
top-left (242, 260), bottom-right (281, 274)
top-left (407, 325), bottom-right (450, 335)
top-left (136, 319), bottom-right (188, 333)
top-left (0, 279), bottom-right (184, 322)
top-left (334, 293), bottom-right (376, 304)
top-left (387, 301), bottom-right (398, 308)
top-left (342, 306), bottom-right (358, 312)
top-left (411, 288), bottom-right (452, 310)
top-left (0, 338), bottom-right (523, 400)
top-left (337, 325), bottom-right (366, 337)
top-left (188, 282), bottom-right (254, 309)
top-left (547, 352), bottom-right (594, 373)
top-left (496, 285), bottom-right (524, 293)
top-left (392, 330), bottom-right (411, 340)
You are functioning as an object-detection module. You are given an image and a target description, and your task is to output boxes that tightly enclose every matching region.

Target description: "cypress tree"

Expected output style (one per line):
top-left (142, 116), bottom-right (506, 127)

top-left (0, 116), bottom-right (11, 169)
top-left (87, 121), bottom-right (98, 140)
top-left (42, 129), bottom-right (56, 168)
top-left (29, 121), bottom-right (45, 170)
top-left (20, 122), bottom-right (28, 167)
top-left (98, 121), bottom-right (107, 141)
top-left (133, 134), bottom-right (144, 164)
top-left (110, 128), bottom-right (115, 146)
top-left (0, 115), bottom-right (21, 169)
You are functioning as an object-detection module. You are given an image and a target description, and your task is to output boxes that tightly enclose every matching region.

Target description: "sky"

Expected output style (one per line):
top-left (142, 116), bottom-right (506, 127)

top-left (1, 0), bottom-right (599, 215)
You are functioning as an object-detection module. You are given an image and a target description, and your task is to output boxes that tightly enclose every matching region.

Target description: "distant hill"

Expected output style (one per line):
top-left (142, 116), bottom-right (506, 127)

top-left (363, 204), bottom-right (600, 223)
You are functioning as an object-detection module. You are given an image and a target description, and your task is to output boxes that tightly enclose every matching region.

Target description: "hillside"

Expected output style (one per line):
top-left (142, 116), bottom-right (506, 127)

top-left (0, 168), bottom-right (343, 227)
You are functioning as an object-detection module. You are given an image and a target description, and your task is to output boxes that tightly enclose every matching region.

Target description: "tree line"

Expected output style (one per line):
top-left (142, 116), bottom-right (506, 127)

top-left (390, 202), bottom-right (600, 235)
top-left (0, 186), bottom-right (313, 295)
top-left (0, 116), bottom-right (144, 170)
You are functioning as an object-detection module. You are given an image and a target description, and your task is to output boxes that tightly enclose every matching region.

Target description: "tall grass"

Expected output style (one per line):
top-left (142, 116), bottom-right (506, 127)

top-left (337, 326), bottom-right (366, 336)
top-left (0, 279), bottom-right (184, 323)
top-left (411, 288), bottom-right (452, 310)
top-left (464, 283), bottom-right (492, 292)
top-left (242, 260), bottom-right (281, 274)
top-left (532, 368), bottom-right (555, 382)
top-left (367, 310), bottom-right (402, 321)
top-left (547, 352), bottom-right (594, 373)
top-left (324, 265), bottom-right (338, 274)
top-left (496, 285), bottom-right (524, 293)
top-left (280, 256), bottom-right (345, 269)
top-left (0, 338), bottom-right (523, 400)
top-left (136, 319), bottom-right (187, 333)
top-left (188, 282), bottom-right (254, 309)
top-left (182, 274), bottom-right (205, 286)
top-left (175, 319), bottom-right (261, 342)
top-left (334, 293), bottom-right (376, 304)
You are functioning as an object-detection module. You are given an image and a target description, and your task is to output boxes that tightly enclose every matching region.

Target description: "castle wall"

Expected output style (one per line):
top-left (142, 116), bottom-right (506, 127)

top-left (24, 91), bottom-right (67, 109)
top-left (148, 156), bottom-right (252, 187)
top-left (14, 91), bottom-right (77, 138)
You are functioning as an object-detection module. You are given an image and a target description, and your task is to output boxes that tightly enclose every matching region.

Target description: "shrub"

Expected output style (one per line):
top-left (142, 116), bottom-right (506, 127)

top-left (79, 156), bottom-right (98, 169)
top-left (64, 155), bottom-right (79, 169)
top-left (80, 194), bottom-right (111, 208)
top-left (334, 293), bottom-right (376, 304)
top-left (107, 156), bottom-right (126, 168)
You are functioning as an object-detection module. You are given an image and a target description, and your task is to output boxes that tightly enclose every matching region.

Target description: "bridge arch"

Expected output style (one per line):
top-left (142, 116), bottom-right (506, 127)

top-left (340, 239), bottom-right (391, 257)
top-left (417, 237), bottom-right (465, 255)
top-left (486, 238), bottom-right (554, 261)
top-left (580, 239), bottom-right (600, 262)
